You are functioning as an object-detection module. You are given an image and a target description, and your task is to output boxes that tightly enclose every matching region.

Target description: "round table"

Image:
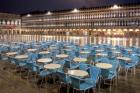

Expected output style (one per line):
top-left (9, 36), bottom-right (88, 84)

top-left (125, 49), bottom-right (132, 52)
top-left (65, 46), bottom-right (73, 48)
top-left (6, 52), bottom-right (17, 56)
top-left (96, 63), bottom-right (112, 69)
top-left (80, 51), bottom-right (90, 54)
top-left (117, 57), bottom-right (131, 62)
top-left (62, 49), bottom-right (72, 51)
top-left (27, 49), bottom-right (37, 52)
top-left (73, 57), bottom-right (87, 62)
top-left (44, 63), bottom-right (61, 70)
top-left (68, 70), bottom-right (88, 77)
top-left (49, 46), bottom-right (57, 50)
top-left (56, 54), bottom-right (69, 58)
top-left (34, 45), bottom-right (41, 48)
top-left (96, 50), bottom-right (104, 52)
top-left (50, 45), bottom-right (56, 47)
top-left (39, 51), bottom-right (50, 54)
top-left (15, 55), bottom-right (28, 60)
top-left (113, 51), bottom-right (121, 54)
top-left (113, 51), bottom-right (121, 56)
top-left (96, 53), bottom-right (107, 57)
top-left (111, 47), bottom-right (116, 50)
top-left (37, 58), bottom-right (52, 64)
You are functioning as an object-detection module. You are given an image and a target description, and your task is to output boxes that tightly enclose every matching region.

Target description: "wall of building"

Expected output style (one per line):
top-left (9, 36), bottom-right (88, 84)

top-left (21, 5), bottom-right (140, 37)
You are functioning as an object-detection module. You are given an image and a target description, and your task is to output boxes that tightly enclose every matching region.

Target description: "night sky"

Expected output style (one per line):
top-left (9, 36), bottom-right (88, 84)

top-left (0, 0), bottom-right (139, 14)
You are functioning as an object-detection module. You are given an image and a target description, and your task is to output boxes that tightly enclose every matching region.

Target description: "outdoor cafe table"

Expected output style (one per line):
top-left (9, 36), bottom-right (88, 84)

top-left (44, 63), bottom-right (61, 70)
top-left (65, 45), bottom-right (73, 48)
top-left (96, 63), bottom-right (112, 78)
top-left (80, 51), bottom-right (90, 54)
top-left (96, 63), bottom-right (112, 69)
top-left (96, 49), bottom-right (104, 52)
top-left (6, 52), bottom-right (17, 56)
top-left (112, 51), bottom-right (121, 54)
top-left (39, 51), bottom-right (50, 55)
top-left (49, 46), bottom-right (57, 50)
top-left (27, 49), bottom-right (37, 52)
top-left (62, 49), bottom-right (72, 52)
top-left (56, 54), bottom-right (69, 59)
top-left (117, 57), bottom-right (131, 62)
top-left (37, 58), bottom-right (52, 64)
top-left (112, 51), bottom-right (121, 56)
top-left (111, 47), bottom-right (116, 50)
top-left (73, 57), bottom-right (87, 63)
top-left (15, 55), bottom-right (28, 60)
top-left (96, 53), bottom-right (107, 57)
top-left (68, 70), bottom-right (89, 77)
top-left (125, 49), bottom-right (132, 52)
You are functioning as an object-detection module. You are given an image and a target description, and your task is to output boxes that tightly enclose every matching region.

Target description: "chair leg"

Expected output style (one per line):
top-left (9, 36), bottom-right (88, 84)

top-left (72, 89), bottom-right (75, 93)
top-left (83, 90), bottom-right (86, 93)
top-left (27, 70), bottom-right (30, 81)
top-left (92, 88), bottom-right (96, 93)
top-left (67, 85), bottom-right (70, 93)
top-left (109, 81), bottom-right (112, 92)
top-left (34, 71), bottom-right (38, 83)
top-left (39, 78), bottom-right (44, 88)
top-left (115, 77), bottom-right (117, 86)
top-left (98, 78), bottom-right (101, 91)
top-left (57, 84), bottom-right (61, 93)
top-left (125, 69), bottom-right (128, 80)
top-left (19, 67), bottom-right (22, 80)
top-left (133, 67), bottom-right (136, 76)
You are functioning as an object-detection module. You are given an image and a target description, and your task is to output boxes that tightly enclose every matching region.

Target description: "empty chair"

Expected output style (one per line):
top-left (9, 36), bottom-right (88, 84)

top-left (78, 63), bottom-right (89, 71)
top-left (70, 76), bottom-right (96, 93)
top-left (64, 59), bottom-right (79, 69)
top-left (103, 60), bottom-right (119, 90)
top-left (57, 71), bottom-right (70, 93)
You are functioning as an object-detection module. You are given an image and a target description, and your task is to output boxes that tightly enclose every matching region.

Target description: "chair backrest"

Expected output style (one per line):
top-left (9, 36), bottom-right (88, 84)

top-left (79, 63), bottom-right (89, 71)
top-left (110, 60), bottom-right (119, 73)
top-left (28, 53), bottom-right (38, 61)
top-left (89, 66), bottom-right (101, 83)
top-left (70, 76), bottom-right (80, 89)
top-left (97, 57), bottom-right (110, 63)
top-left (57, 71), bottom-right (69, 83)
top-left (64, 60), bottom-right (71, 68)
top-left (54, 59), bottom-right (65, 66)
top-left (119, 59), bottom-right (126, 67)
top-left (130, 54), bottom-right (139, 63)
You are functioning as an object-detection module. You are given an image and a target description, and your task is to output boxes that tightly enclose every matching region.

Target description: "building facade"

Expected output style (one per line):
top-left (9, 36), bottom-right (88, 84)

top-left (0, 13), bottom-right (21, 31)
top-left (0, 13), bottom-right (21, 42)
top-left (21, 5), bottom-right (140, 37)
top-left (0, 4), bottom-right (140, 44)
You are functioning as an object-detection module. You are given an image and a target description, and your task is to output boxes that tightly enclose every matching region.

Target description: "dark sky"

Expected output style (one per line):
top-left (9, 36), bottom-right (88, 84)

top-left (0, 0), bottom-right (139, 14)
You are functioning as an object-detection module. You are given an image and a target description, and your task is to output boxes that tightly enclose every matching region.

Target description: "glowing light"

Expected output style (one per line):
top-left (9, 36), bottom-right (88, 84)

top-left (98, 29), bottom-right (101, 31)
top-left (123, 29), bottom-right (128, 31)
top-left (111, 4), bottom-right (121, 9)
top-left (46, 11), bottom-right (52, 15)
top-left (107, 29), bottom-right (111, 31)
top-left (72, 8), bottom-right (79, 13)
top-left (26, 14), bottom-right (31, 17)
top-left (103, 29), bottom-right (106, 31)
top-left (129, 29), bottom-right (133, 31)
top-left (113, 29), bottom-right (116, 31)
top-left (93, 29), bottom-right (96, 31)
top-left (135, 29), bottom-right (139, 32)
